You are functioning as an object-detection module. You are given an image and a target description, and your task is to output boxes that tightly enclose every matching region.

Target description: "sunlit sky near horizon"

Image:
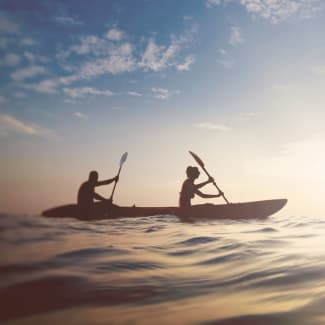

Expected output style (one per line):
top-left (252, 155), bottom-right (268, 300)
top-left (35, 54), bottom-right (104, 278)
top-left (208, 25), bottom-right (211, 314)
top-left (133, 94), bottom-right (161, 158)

top-left (1, 0), bottom-right (325, 216)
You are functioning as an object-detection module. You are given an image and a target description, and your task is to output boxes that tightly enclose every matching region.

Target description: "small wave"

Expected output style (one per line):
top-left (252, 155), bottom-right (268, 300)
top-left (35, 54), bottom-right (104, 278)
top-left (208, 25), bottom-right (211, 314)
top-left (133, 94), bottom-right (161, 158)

top-left (168, 249), bottom-right (198, 256)
top-left (200, 312), bottom-right (294, 325)
top-left (94, 260), bottom-right (163, 272)
top-left (197, 252), bottom-right (247, 266)
top-left (145, 225), bottom-right (166, 233)
top-left (178, 236), bottom-right (219, 246)
top-left (244, 227), bottom-right (277, 233)
top-left (56, 246), bottom-right (128, 260)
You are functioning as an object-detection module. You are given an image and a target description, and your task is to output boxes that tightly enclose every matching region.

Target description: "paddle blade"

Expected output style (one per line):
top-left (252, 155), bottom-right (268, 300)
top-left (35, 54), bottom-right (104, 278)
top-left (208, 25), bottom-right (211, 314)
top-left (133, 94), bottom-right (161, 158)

top-left (119, 152), bottom-right (128, 167)
top-left (189, 151), bottom-right (204, 168)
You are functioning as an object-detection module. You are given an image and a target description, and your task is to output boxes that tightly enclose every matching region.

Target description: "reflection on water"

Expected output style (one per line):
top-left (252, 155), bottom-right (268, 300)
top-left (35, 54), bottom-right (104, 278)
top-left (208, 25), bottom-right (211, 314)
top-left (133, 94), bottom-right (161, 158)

top-left (1, 213), bottom-right (325, 324)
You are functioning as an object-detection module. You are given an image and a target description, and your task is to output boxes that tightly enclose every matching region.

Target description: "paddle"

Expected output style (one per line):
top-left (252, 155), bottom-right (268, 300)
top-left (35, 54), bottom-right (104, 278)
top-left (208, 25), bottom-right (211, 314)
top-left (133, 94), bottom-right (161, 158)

top-left (110, 152), bottom-right (128, 202)
top-left (189, 151), bottom-right (230, 204)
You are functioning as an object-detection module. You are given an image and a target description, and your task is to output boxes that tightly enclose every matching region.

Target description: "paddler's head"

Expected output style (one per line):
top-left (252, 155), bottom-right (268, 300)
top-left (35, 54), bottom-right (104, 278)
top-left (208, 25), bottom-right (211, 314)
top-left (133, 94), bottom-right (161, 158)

top-left (89, 170), bottom-right (99, 184)
top-left (186, 166), bottom-right (200, 180)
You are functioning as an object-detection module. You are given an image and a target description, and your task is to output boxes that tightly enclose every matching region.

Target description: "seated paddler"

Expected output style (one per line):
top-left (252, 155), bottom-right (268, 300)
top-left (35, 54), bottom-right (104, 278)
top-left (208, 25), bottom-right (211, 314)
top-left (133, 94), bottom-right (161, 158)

top-left (179, 166), bottom-right (223, 208)
top-left (77, 170), bottom-right (119, 217)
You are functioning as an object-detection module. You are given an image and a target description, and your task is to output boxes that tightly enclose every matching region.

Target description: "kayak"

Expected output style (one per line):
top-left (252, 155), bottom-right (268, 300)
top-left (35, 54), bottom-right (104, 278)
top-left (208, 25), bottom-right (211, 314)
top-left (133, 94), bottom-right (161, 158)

top-left (42, 199), bottom-right (287, 220)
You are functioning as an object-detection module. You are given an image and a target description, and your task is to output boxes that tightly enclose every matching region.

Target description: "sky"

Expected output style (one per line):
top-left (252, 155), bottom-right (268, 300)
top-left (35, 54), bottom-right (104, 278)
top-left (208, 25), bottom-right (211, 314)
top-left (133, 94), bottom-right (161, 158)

top-left (1, 0), bottom-right (325, 216)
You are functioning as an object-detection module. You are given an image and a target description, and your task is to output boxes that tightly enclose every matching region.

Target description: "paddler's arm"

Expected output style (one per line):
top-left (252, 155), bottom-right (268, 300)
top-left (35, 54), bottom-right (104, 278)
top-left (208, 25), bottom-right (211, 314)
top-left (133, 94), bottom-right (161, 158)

top-left (94, 192), bottom-right (107, 201)
top-left (195, 189), bottom-right (224, 199)
top-left (195, 176), bottom-right (214, 189)
top-left (96, 175), bottom-right (119, 186)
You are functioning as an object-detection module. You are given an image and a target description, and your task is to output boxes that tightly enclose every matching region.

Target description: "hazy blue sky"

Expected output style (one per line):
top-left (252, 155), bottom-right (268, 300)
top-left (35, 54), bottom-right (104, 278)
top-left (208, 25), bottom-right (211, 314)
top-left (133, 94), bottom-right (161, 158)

top-left (1, 0), bottom-right (325, 215)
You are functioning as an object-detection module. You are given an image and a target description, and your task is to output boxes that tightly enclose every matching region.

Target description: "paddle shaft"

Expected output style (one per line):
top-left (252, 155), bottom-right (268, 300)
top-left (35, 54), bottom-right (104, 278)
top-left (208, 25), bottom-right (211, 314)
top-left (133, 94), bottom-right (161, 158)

top-left (110, 165), bottom-right (121, 201)
top-left (200, 165), bottom-right (230, 204)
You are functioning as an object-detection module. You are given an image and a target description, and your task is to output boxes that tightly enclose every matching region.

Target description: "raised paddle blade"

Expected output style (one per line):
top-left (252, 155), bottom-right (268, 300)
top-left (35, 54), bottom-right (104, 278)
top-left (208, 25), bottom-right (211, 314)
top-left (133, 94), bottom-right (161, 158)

top-left (119, 152), bottom-right (128, 167)
top-left (189, 151), bottom-right (205, 168)
top-left (110, 152), bottom-right (128, 202)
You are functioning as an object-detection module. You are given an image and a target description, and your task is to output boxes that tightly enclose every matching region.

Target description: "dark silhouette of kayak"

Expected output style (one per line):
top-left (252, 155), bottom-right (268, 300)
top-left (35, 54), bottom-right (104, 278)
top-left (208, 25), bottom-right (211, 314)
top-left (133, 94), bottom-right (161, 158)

top-left (42, 199), bottom-right (287, 220)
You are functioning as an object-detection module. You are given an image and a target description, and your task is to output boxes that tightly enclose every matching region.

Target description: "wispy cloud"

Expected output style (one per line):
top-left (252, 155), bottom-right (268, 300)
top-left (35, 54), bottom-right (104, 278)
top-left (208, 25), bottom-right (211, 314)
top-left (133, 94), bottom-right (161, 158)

top-left (207, 0), bottom-right (323, 23)
top-left (14, 92), bottom-right (26, 98)
top-left (63, 87), bottom-right (114, 98)
top-left (239, 112), bottom-right (256, 120)
top-left (11, 65), bottom-right (47, 81)
top-left (217, 48), bottom-right (235, 69)
top-left (0, 114), bottom-right (56, 139)
top-left (1, 53), bottom-right (20, 66)
top-left (311, 65), bottom-right (325, 75)
top-left (140, 32), bottom-right (195, 72)
top-left (78, 43), bottom-right (136, 77)
top-left (206, 0), bottom-right (223, 8)
top-left (229, 26), bottom-right (244, 46)
top-left (22, 78), bottom-right (59, 94)
top-left (128, 91), bottom-right (143, 97)
top-left (195, 122), bottom-right (230, 131)
top-left (70, 35), bottom-right (109, 56)
top-left (151, 87), bottom-right (177, 100)
top-left (74, 112), bottom-right (88, 120)
top-left (0, 14), bottom-right (19, 34)
top-left (0, 95), bottom-right (6, 105)
top-left (54, 16), bottom-right (83, 26)
top-left (33, 79), bottom-right (59, 94)
top-left (106, 28), bottom-right (125, 41)
top-left (20, 38), bottom-right (36, 46)
top-left (12, 26), bottom-right (196, 98)
top-left (176, 55), bottom-right (195, 71)
top-left (241, 0), bottom-right (322, 23)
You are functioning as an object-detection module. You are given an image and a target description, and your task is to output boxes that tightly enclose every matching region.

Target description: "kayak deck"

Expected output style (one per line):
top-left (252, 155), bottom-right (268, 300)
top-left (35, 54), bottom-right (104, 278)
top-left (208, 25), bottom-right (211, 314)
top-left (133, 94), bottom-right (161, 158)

top-left (42, 199), bottom-right (287, 220)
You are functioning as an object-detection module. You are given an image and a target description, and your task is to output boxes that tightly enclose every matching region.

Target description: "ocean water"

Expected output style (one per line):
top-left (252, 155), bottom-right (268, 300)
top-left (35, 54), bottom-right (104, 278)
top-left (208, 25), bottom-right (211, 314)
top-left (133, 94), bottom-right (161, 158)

top-left (1, 213), bottom-right (325, 324)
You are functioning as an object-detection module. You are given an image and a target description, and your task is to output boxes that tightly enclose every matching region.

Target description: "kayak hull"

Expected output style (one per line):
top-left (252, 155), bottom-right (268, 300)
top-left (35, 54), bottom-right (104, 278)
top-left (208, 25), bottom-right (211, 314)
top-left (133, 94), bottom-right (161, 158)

top-left (42, 199), bottom-right (287, 220)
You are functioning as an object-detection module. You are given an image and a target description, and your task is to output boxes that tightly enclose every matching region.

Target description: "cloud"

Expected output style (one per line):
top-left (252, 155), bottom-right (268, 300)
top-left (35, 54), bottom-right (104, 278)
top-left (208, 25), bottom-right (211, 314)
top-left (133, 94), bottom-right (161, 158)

top-left (0, 14), bottom-right (19, 34)
top-left (33, 79), bottom-right (59, 94)
top-left (229, 26), bottom-right (244, 46)
top-left (24, 51), bottom-right (50, 64)
top-left (239, 112), bottom-right (256, 120)
top-left (0, 114), bottom-right (56, 138)
top-left (195, 122), bottom-right (230, 131)
top-left (54, 16), bottom-right (83, 26)
top-left (14, 27), bottom-right (195, 97)
top-left (78, 43), bottom-right (136, 78)
top-left (311, 65), bottom-right (325, 75)
top-left (1, 53), bottom-right (20, 66)
top-left (176, 55), bottom-right (195, 71)
top-left (82, 51), bottom-right (134, 78)
top-left (151, 87), bottom-right (180, 100)
top-left (0, 37), bottom-right (8, 49)
top-left (217, 48), bottom-right (235, 69)
top-left (206, 0), bottom-right (323, 23)
top-left (24, 51), bottom-right (35, 62)
top-left (74, 112), bottom-right (88, 120)
top-left (0, 95), bottom-right (6, 105)
top-left (20, 38), bottom-right (36, 46)
top-left (22, 78), bottom-right (59, 94)
top-left (63, 87), bottom-right (114, 98)
top-left (106, 28), bottom-right (125, 41)
top-left (206, 0), bottom-right (223, 8)
top-left (240, 0), bottom-right (322, 23)
top-left (246, 137), bottom-right (325, 185)
top-left (140, 33), bottom-right (195, 72)
top-left (70, 35), bottom-right (108, 56)
top-left (128, 91), bottom-right (142, 97)
top-left (11, 65), bottom-right (47, 81)
top-left (14, 91), bottom-right (26, 98)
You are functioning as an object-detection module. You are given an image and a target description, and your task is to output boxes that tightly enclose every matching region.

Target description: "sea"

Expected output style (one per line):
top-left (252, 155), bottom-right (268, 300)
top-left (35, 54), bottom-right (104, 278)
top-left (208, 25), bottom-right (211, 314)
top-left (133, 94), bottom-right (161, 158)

top-left (1, 212), bottom-right (325, 325)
